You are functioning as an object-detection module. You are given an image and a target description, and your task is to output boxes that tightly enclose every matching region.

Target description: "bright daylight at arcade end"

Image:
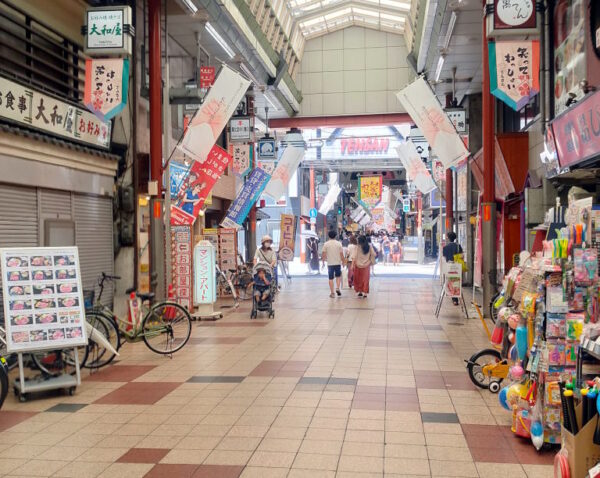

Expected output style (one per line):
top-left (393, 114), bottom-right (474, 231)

top-left (3, 0), bottom-right (600, 477)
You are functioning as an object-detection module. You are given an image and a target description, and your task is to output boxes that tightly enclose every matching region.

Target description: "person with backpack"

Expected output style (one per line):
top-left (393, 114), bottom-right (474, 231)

top-left (442, 231), bottom-right (463, 305)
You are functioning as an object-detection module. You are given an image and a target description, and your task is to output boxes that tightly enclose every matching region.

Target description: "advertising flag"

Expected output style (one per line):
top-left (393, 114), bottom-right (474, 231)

top-left (357, 175), bottom-right (382, 209)
top-left (171, 145), bottom-right (232, 225)
top-left (84, 58), bottom-right (129, 122)
top-left (179, 67), bottom-right (250, 162)
top-left (396, 77), bottom-right (469, 168)
top-left (489, 40), bottom-right (540, 111)
top-left (232, 143), bottom-right (253, 177)
top-left (221, 168), bottom-right (271, 229)
top-left (396, 142), bottom-right (436, 194)
top-left (263, 146), bottom-right (304, 199)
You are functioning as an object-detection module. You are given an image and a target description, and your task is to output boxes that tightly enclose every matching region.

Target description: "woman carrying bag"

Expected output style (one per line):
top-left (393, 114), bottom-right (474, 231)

top-left (351, 235), bottom-right (376, 298)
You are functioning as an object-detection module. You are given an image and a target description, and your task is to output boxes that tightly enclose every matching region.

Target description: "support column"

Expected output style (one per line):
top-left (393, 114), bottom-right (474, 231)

top-left (445, 168), bottom-right (454, 232)
top-left (482, 6), bottom-right (496, 315)
top-left (417, 191), bottom-right (423, 265)
top-left (309, 168), bottom-right (315, 231)
top-left (148, 0), bottom-right (165, 299)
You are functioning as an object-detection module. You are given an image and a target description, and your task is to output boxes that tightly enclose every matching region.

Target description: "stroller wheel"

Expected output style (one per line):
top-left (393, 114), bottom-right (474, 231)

top-left (250, 309), bottom-right (257, 319)
top-left (269, 311), bottom-right (274, 319)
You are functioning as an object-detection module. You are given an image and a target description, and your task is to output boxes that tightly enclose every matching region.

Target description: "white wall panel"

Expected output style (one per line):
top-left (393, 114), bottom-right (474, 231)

top-left (365, 47), bottom-right (387, 69)
top-left (344, 70), bottom-right (366, 92)
top-left (323, 50), bottom-right (344, 72)
top-left (343, 26), bottom-right (365, 49)
top-left (322, 29), bottom-right (343, 50)
top-left (323, 93), bottom-right (344, 115)
top-left (365, 91), bottom-right (388, 113)
top-left (323, 71), bottom-right (344, 93)
top-left (365, 29), bottom-right (387, 48)
top-left (343, 48), bottom-right (366, 70)
top-left (344, 92), bottom-right (366, 114)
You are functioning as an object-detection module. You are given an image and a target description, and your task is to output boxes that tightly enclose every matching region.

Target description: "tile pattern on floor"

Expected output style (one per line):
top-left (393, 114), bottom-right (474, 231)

top-left (0, 276), bottom-right (555, 477)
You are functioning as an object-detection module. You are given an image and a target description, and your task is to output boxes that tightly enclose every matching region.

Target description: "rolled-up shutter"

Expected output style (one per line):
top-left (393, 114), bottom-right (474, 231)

top-left (74, 194), bottom-right (114, 306)
top-left (40, 189), bottom-right (72, 219)
top-left (0, 184), bottom-right (38, 322)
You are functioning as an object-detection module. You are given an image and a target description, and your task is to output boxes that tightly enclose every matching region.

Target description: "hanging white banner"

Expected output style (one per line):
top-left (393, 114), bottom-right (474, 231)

top-left (396, 77), bottom-right (469, 168)
top-left (396, 141), bottom-right (436, 194)
top-left (263, 146), bottom-right (304, 199)
top-left (179, 67), bottom-right (250, 162)
top-left (318, 183), bottom-right (341, 215)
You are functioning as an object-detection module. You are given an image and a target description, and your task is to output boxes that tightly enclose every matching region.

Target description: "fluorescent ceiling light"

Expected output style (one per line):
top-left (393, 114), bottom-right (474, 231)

top-left (353, 7), bottom-right (379, 17)
top-left (240, 63), bottom-right (261, 87)
top-left (324, 7), bottom-right (352, 20)
top-left (176, 0), bottom-right (198, 14)
top-left (443, 11), bottom-right (457, 51)
top-left (264, 92), bottom-right (279, 111)
top-left (381, 12), bottom-right (405, 21)
top-left (380, 0), bottom-right (410, 9)
top-left (435, 55), bottom-right (445, 82)
top-left (205, 22), bottom-right (235, 59)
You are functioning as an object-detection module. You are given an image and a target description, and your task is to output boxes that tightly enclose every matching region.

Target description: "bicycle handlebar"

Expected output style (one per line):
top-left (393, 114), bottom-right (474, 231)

top-left (101, 272), bottom-right (121, 281)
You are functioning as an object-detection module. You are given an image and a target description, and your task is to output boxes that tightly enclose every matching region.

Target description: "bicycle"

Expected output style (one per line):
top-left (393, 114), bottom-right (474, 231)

top-left (0, 327), bottom-right (8, 409)
top-left (86, 273), bottom-right (192, 357)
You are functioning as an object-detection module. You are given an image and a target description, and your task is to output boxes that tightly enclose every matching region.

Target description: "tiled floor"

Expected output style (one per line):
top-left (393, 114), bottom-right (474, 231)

top-left (0, 275), bottom-right (555, 477)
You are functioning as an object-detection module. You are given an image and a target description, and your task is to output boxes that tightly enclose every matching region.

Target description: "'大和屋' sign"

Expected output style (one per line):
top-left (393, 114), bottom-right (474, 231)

top-left (84, 58), bottom-right (129, 122)
top-left (0, 75), bottom-right (111, 149)
top-left (85, 7), bottom-right (133, 56)
top-left (489, 40), bottom-right (540, 111)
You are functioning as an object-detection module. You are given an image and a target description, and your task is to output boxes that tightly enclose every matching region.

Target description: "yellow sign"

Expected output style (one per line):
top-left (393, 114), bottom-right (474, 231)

top-left (279, 214), bottom-right (296, 261)
top-left (358, 175), bottom-right (382, 208)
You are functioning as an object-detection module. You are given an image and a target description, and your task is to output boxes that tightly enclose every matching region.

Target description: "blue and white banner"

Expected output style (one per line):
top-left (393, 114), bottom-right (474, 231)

top-left (220, 168), bottom-right (271, 229)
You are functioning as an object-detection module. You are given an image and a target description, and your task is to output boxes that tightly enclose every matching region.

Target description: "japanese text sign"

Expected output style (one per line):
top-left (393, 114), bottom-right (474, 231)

top-left (264, 146), bottom-right (304, 200)
top-left (84, 58), bottom-right (129, 121)
top-left (229, 118), bottom-right (251, 142)
top-left (358, 175), bottom-right (382, 209)
top-left (85, 7), bottom-right (132, 55)
top-left (445, 262), bottom-right (462, 298)
top-left (232, 143), bottom-right (253, 177)
top-left (194, 241), bottom-right (216, 305)
top-left (396, 77), bottom-right (469, 168)
top-left (199, 66), bottom-right (215, 89)
top-left (396, 142), bottom-right (436, 194)
top-left (550, 90), bottom-right (600, 169)
top-left (171, 144), bottom-right (233, 225)
top-left (278, 214), bottom-right (296, 261)
top-left (489, 40), bottom-right (540, 111)
top-left (0, 75), bottom-right (111, 149)
top-left (0, 246), bottom-right (88, 353)
top-left (179, 67), bottom-right (250, 162)
top-left (171, 226), bottom-right (192, 310)
top-left (221, 167), bottom-right (271, 229)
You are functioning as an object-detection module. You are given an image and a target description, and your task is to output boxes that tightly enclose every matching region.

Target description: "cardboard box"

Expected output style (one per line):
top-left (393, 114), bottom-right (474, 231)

top-left (562, 403), bottom-right (600, 478)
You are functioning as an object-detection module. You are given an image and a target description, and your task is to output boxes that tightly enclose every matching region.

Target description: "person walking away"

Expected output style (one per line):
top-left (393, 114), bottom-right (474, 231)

top-left (321, 230), bottom-right (345, 298)
top-left (346, 235), bottom-right (358, 288)
top-left (253, 235), bottom-right (277, 300)
top-left (352, 235), bottom-right (376, 298)
top-left (392, 239), bottom-right (401, 265)
top-left (442, 231), bottom-right (463, 305)
top-left (382, 236), bottom-right (391, 265)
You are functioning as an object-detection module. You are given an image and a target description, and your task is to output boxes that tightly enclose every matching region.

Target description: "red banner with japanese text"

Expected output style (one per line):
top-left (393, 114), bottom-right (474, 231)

top-left (171, 145), bottom-right (232, 225)
top-left (199, 66), bottom-right (215, 89)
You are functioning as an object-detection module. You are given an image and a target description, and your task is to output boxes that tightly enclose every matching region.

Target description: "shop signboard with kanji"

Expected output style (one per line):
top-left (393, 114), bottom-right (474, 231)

top-left (489, 40), bottom-right (540, 111)
top-left (85, 6), bottom-right (132, 55)
top-left (170, 226), bottom-right (192, 310)
top-left (171, 145), bottom-right (233, 225)
top-left (84, 58), bottom-right (129, 121)
top-left (194, 241), bottom-right (216, 305)
top-left (279, 214), bottom-right (296, 261)
top-left (486, 0), bottom-right (537, 37)
top-left (232, 143), bottom-right (253, 177)
top-left (199, 66), bottom-right (215, 89)
top-left (221, 167), bottom-right (271, 229)
top-left (0, 247), bottom-right (88, 353)
top-left (0, 76), bottom-right (111, 149)
top-left (357, 175), bottom-right (382, 209)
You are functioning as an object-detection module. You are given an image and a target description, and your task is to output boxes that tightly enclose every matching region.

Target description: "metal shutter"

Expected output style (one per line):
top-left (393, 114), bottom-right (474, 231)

top-left (74, 194), bottom-right (114, 306)
top-left (40, 189), bottom-right (72, 219)
top-left (0, 184), bottom-right (38, 322)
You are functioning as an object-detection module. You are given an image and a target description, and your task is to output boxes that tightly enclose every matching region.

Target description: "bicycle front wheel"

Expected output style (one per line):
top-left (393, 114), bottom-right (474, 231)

top-left (85, 311), bottom-right (120, 369)
top-left (31, 347), bottom-right (89, 376)
top-left (142, 301), bottom-right (192, 354)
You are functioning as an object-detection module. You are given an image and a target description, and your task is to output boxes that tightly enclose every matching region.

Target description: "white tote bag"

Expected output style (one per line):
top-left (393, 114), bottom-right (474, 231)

top-left (341, 267), bottom-right (349, 289)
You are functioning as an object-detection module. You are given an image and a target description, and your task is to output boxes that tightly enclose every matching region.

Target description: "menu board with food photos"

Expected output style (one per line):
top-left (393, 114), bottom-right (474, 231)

top-left (1, 247), bottom-right (88, 353)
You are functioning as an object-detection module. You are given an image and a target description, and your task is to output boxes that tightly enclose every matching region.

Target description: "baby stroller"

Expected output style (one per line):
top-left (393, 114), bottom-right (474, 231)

top-left (250, 266), bottom-right (276, 319)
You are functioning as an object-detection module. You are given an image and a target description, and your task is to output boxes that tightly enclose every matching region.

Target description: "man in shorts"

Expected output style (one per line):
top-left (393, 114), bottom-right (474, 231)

top-left (321, 230), bottom-right (346, 298)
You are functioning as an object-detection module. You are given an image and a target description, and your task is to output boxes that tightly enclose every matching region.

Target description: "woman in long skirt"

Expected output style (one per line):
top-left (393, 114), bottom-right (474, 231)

top-left (351, 235), bottom-right (376, 298)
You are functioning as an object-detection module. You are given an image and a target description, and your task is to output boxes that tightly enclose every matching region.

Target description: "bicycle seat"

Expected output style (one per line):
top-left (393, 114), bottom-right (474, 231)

top-left (138, 292), bottom-right (155, 301)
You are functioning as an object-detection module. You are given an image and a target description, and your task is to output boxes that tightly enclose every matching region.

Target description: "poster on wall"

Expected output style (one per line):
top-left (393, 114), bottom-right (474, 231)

top-left (171, 145), bottom-right (233, 225)
top-left (396, 142), bottom-right (436, 194)
top-left (489, 40), bottom-right (540, 111)
top-left (84, 58), bottom-right (129, 121)
top-left (170, 226), bottom-right (192, 310)
top-left (554, 0), bottom-right (587, 115)
top-left (232, 144), bottom-right (253, 177)
top-left (0, 247), bottom-right (88, 353)
top-left (357, 175), bottom-right (382, 209)
top-left (179, 66), bottom-right (250, 162)
top-left (396, 77), bottom-right (470, 168)
top-left (264, 146), bottom-right (304, 200)
top-left (279, 214), bottom-right (296, 261)
top-left (221, 167), bottom-right (271, 229)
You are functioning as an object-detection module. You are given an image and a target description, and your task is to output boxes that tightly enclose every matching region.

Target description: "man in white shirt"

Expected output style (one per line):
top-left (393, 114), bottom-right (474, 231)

top-left (321, 230), bottom-right (346, 298)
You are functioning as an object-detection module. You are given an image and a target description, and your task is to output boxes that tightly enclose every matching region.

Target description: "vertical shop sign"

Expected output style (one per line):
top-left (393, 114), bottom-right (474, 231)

top-left (199, 66), bottom-right (215, 89)
top-left (85, 7), bottom-right (133, 55)
top-left (279, 214), bottom-right (296, 261)
top-left (0, 247), bottom-right (88, 353)
top-left (221, 167), bottom-right (271, 229)
top-left (179, 67), bottom-right (250, 162)
top-left (264, 146), bottom-right (304, 199)
top-left (171, 145), bottom-right (233, 225)
top-left (489, 40), bottom-right (540, 111)
top-left (84, 58), bottom-right (129, 121)
top-left (396, 77), bottom-right (469, 168)
top-left (357, 175), bottom-right (382, 209)
top-left (170, 226), bottom-right (192, 310)
top-left (232, 143), bottom-right (253, 177)
top-left (396, 142), bottom-right (436, 194)
top-left (194, 241), bottom-right (216, 304)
